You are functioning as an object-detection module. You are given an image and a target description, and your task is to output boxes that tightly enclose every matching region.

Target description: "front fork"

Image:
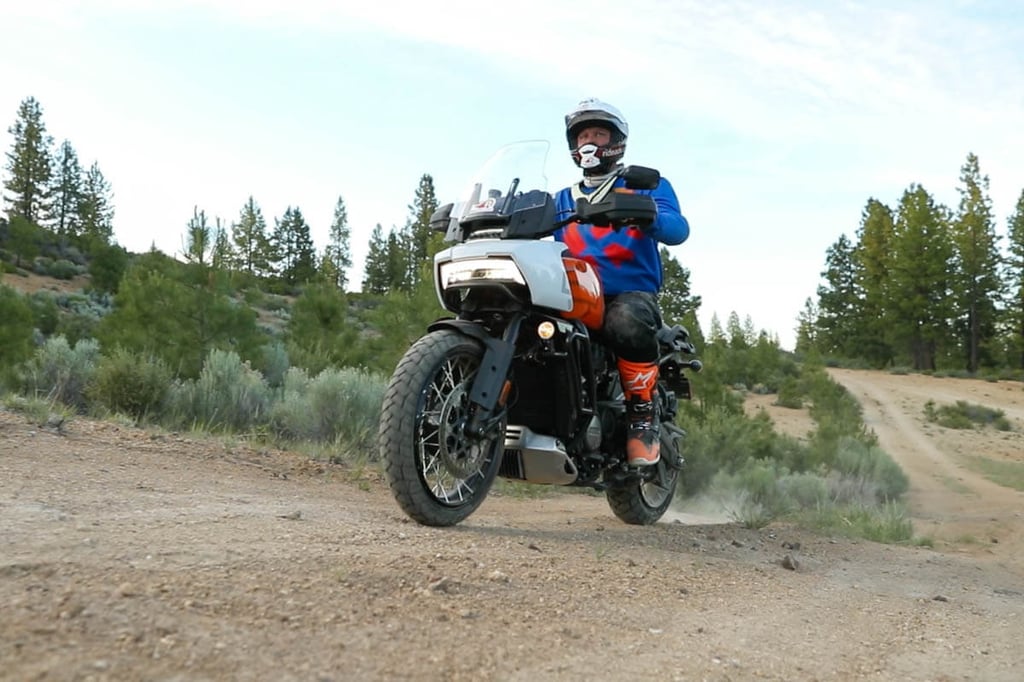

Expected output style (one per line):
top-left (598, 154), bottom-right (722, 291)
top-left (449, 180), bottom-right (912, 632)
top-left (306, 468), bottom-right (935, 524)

top-left (426, 316), bottom-right (524, 439)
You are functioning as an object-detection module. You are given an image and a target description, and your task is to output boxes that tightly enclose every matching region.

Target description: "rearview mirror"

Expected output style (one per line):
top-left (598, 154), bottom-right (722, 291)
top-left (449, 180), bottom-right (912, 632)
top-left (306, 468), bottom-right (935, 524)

top-left (429, 203), bottom-right (454, 233)
top-left (622, 166), bottom-right (660, 191)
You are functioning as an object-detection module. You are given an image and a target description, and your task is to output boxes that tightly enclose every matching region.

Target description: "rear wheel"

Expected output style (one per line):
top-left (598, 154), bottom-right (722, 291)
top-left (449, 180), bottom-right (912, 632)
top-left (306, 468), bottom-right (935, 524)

top-left (379, 330), bottom-right (504, 527)
top-left (605, 429), bottom-right (682, 525)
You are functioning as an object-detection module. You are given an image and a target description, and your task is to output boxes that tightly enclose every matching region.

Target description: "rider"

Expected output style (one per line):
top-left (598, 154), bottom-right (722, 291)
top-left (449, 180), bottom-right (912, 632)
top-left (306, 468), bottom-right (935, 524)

top-left (553, 98), bottom-right (690, 467)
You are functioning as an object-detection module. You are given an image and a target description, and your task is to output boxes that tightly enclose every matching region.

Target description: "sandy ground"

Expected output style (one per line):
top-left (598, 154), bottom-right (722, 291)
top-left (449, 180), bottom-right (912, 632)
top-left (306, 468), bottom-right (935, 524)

top-left (3, 369), bottom-right (1024, 681)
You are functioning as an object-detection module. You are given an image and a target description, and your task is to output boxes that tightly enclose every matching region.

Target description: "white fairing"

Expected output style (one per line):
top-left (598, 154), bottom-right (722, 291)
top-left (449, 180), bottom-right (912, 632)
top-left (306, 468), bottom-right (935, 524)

top-left (434, 239), bottom-right (573, 311)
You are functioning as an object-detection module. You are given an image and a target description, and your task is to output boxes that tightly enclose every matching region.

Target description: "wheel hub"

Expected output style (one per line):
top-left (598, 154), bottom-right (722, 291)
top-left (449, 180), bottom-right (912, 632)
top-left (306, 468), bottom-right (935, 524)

top-left (437, 384), bottom-right (487, 479)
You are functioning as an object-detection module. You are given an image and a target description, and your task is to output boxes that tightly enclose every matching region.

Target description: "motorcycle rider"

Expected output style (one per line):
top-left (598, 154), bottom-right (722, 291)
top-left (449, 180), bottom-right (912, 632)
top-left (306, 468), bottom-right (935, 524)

top-left (553, 98), bottom-right (690, 466)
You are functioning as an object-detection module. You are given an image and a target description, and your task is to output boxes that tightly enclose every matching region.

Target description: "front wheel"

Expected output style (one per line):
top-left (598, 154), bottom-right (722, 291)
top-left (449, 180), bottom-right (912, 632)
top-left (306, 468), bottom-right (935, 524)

top-left (605, 429), bottom-right (682, 525)
top-left (379, 330), bottom-right (505, 527)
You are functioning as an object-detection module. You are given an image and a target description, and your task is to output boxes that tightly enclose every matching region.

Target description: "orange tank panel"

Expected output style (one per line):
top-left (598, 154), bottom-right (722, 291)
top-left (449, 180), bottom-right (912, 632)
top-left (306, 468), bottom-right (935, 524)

top-left (560, 257), bottom-right (604, 329)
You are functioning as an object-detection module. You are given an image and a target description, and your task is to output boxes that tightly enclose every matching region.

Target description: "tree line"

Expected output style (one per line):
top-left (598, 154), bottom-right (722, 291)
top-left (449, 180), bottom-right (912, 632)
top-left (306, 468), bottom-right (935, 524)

top-left (0, 95), bottom-right (705, 382)
top-left (798, 153), bottom-right (1024, 373)
top-left (0, 96), bottom-right (456, 298)
top-left (2, 97), bottom-right (114, 260)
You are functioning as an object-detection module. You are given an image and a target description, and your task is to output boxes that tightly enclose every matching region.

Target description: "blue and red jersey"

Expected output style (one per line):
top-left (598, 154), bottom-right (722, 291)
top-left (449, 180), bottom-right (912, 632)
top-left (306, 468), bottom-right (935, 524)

top-left (553, 177), bottom-right (689, 296)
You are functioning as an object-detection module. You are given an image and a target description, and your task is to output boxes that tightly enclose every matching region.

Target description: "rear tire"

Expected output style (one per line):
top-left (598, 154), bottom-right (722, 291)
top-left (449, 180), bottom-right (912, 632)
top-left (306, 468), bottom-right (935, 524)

top-left (379, 330), bottom-right (504, 527)
top-left (605, 429), bottom-right (681, 525)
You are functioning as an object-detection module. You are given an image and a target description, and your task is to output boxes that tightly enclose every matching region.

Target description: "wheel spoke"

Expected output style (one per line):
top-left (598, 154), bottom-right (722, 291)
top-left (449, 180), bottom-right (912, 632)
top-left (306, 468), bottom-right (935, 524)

top-left (415, 352), bottom-right (491, 506)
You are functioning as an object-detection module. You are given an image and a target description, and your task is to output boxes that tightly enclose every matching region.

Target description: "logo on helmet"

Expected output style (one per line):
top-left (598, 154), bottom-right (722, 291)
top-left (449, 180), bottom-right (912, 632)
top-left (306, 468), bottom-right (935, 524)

top-left (576, 143), bottom-right (602, 169)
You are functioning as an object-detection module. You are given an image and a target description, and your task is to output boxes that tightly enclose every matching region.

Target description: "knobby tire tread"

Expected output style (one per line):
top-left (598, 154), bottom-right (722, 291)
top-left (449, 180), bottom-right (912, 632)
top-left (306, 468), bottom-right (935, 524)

top-left (379, 330), bottom-right (499, 527)
top-left (605, 430), bottom-right (680, 525)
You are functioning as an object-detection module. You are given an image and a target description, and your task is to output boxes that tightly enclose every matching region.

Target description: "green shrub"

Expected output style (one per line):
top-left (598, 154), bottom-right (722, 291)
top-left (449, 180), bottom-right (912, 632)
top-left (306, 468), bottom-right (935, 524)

top-left (89, 348), bottom-right (172, 421)
top-left (62, 244), bottom-right (87, 266)
top-left (28, 291), bottom-right (60, 335)
top-left (801, 502), bottom-right (914, 543)
top-left (3, 393), bottom-right (75, 428)
top-left (165, 349), bottom-right (272, 432)
top-left (775, 376), bottom-right (804, 409)
top-left (707, 459), bottom-right (795, 528)
top-left (261, 341), bottom-right (290, 390)
top-left (831, 436), bottom-right (909, 502)
top-left (0, 284), bottom-right (35, 386)
top-left (19, 336), bottom-right (99, 411)
top-left (55, 313), bottom-right (99, 347)
top-left (925, 399), bottom-right (1011, 431)
top-left (678, 407), bottom-right (771, 495)
top-left (270, 366), bottom-right (385, 454)
top-left (778, 471), bottom-right (830, 509)
top-left (88, 243), bottom-right (129, 294)
top-left (243, 287), bottom-right (267, 307)
top-left (261, 294), bottom-right (292, 313)
top-left (31, 256), bottom-right (54, 276)
top-left (47, 258), bottom-right (80, 280)
top-left (825, 471), bottom-right (882, 507)
top-left (804, 367), bottom-right (876, 466)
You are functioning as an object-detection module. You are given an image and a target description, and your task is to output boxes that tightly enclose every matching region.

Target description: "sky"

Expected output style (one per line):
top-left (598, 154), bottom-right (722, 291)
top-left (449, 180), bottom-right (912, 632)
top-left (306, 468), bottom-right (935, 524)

top-left (2, 0), bottom-right (1023, 350)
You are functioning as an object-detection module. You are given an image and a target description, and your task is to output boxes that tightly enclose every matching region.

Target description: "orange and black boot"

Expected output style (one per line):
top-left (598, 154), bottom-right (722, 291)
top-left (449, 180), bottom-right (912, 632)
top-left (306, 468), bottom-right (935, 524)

top-left (618, 358), bottom-right (660, 466)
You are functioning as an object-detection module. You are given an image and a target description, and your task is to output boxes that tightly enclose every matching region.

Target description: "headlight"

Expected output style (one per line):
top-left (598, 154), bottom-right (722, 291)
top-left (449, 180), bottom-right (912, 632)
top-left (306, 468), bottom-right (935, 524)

top-left (438, 258), bottom-right (526, 289)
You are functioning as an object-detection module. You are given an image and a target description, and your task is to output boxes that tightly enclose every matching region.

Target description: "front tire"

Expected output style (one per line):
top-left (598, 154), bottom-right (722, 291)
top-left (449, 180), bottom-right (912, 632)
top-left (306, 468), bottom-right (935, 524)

top-left (379, 330), bottom-right (504, 527)
top-left (605, 429), bottom-right (682, 525)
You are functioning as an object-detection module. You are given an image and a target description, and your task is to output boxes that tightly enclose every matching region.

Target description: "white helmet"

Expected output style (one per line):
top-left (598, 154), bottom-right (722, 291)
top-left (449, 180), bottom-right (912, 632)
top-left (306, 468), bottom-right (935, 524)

top-left (564, 98), bottom-right (629, 175)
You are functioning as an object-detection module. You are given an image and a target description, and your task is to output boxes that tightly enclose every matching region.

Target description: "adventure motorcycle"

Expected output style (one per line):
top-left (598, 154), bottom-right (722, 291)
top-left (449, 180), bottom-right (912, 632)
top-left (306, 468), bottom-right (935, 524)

top-left (378, 141), bottom-right (701, 527)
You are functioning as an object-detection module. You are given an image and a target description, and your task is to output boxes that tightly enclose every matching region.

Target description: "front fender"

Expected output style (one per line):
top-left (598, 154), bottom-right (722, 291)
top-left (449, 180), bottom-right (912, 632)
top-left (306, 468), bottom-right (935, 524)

top-left (427, 318), bottom-right (494, 346)
top-left (427, 317), bottom-right (519, 413)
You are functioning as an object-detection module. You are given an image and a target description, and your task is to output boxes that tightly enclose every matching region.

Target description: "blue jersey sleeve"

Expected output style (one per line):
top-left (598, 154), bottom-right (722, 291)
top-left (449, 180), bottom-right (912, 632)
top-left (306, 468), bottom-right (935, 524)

top-left (647, 177), bottom-right (689, 245)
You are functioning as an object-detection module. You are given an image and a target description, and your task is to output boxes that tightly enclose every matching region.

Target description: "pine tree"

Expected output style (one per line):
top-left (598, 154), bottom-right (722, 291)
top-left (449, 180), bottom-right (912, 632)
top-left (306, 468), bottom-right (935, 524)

top-left (362, 223), bottom-right (390, 294)
top-left (3, 96), bottom-right (53, 224)
top-left (726, 311), bottom-right (747, 350)
top-left (88, 242), bottom-right (130, 294)
top-left (6, 215), bottom-right (42, 268)
top-left (386, 229), bottom-right (411, 292)
top-left (742, 315), bottom-right (757, 346)
top-left (888, 184), bottom-right (954, 370)
top-left (659, 246), bottom-right (702, 327)
top-left (323, 195), bottom-right (353, 290)
top-left (407, 173), bottom-right (440, 268)
top-left (950, 153), bottom-right (1003, 372)
top-left (98, 253), bottom-right (261, 378)
top-left (231, 196), bottom-right (273, 277)
top-left (853, 199), bottom-right (896, 366)
top-left (815, 233), bottom-right (861, 357)
top-left (50, 139), bottom-right (83, 237)
top-left (286, 281), bottom-right (359, 373)
top-left (1005, 190), bottom-right (1024, 368)
top-left (184, 206), bottom-right (211, 265)
top-left (794, 297), bottom-right (820, 354)
top-left (78, 161), bottom-right (114, 251)
top-left (363, 260), bottom-right (447, 374)
top-left (708, 313), bottom-right (724, 343)
top-left (271, 206), bottom-right (317, 287)
top-left (210, 217), bottom-right (234, 272)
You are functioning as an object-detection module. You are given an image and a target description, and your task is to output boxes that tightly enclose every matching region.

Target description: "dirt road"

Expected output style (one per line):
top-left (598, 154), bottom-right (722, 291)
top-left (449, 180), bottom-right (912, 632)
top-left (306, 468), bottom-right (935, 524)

top-left (828, 369), bottom-right (1024, 564)
top-left (3, 369), bottom-right (1023, 681)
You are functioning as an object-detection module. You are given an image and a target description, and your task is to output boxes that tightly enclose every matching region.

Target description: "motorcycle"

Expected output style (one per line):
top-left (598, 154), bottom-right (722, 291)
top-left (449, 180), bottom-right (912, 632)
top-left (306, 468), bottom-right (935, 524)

top-left (378, 141), bottom-right (701, 527)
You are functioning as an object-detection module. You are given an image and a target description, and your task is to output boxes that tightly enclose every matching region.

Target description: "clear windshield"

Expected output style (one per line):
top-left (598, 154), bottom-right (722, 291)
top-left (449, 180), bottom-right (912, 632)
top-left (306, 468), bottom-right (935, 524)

top-left (452, 140), bottom-right (551, 224)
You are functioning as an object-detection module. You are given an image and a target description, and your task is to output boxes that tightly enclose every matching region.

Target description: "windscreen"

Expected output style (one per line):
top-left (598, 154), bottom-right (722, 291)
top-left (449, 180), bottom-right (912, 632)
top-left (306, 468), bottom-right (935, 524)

top-left (452, 140), bottom-right (551, 223)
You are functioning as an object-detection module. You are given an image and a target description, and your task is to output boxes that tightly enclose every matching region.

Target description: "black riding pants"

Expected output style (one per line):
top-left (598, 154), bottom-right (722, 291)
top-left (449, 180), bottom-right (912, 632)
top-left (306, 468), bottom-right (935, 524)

top-left (601, 291), bottom-right (662, 364)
